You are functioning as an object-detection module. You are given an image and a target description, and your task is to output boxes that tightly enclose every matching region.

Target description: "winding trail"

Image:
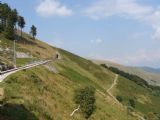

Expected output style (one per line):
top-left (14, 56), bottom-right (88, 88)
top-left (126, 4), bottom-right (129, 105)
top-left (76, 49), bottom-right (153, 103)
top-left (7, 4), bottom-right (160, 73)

top-left (70, 75), bottom-right (120, 117)
top-left (70, 105), bottom-right (80, 117)
top-left (106, 74), bottom-right (122, 106)
top-left (132, 112), bottom-right (146, 120)
top-left (99, 74), bottom-right (145, 120)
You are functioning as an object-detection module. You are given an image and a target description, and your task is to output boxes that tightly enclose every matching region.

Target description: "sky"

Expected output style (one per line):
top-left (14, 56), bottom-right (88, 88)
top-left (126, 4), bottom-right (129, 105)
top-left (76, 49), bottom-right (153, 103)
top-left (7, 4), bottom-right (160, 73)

top-left (2, 0), bottom-right (160, 68)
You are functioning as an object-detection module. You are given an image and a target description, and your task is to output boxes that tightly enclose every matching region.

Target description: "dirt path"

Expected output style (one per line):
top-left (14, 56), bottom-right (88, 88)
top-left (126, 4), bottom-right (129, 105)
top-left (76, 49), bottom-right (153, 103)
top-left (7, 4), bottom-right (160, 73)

top-left (98, 74), bottom-right (145, 120)
top-left (70, 105), bottom-right (80, 117)
top-left (70, 75), bottom-right (120, 117)
top-left (107, 74), bottom-right (118, 93)
top-left (132, 112), bottom-right (146, 120)
top-left (106, 74), bottom-right (122, 105)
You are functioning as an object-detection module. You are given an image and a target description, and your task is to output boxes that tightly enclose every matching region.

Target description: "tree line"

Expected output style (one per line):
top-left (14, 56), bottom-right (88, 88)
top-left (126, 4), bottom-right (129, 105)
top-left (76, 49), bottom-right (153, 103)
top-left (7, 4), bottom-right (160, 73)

top-left (0, 1), bottom-right (37, 40)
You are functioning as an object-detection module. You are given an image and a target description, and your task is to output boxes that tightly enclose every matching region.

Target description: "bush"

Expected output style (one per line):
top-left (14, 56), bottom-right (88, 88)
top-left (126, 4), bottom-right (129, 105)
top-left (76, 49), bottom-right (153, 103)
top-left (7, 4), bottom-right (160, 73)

top-left (128, 99), bottom-right (135, 108)
top-left (74, 86), bottom-right (96, 119)
top-left (44, 112), bottom-right (52, 120)
top-left (100, 64), bottom-right (108, 69)
top-left (116, 95), bottom-right (123, 102)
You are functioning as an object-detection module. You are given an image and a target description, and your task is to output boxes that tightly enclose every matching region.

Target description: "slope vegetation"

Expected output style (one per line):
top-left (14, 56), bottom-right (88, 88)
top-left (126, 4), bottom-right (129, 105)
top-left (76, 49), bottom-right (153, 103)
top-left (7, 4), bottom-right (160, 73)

top-left (0, 33), bottom-right (137, 120)
top-left (101, 65), bottom-right (160, 120)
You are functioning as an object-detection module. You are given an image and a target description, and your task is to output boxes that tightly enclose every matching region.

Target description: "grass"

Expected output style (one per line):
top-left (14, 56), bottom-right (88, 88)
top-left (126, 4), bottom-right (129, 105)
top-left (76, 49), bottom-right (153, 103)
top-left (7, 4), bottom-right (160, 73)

top-left (0, 65), bottom-right (136, 120)
top-left (112, 76), bottom-right (160, 119)
top-left (59, 49), bottom-right (114, 90)
top-left (16, 58), bottom-right (38, 67)
top-left (0, 32), bottom-right (138, 120)
top-left (59, 64), bottom-right (105, 92)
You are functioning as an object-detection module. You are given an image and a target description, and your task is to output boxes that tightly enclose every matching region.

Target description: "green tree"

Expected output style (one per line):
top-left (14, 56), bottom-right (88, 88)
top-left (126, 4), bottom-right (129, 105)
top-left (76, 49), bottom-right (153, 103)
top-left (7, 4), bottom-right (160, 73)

top-left (116, 95), bottom-right (123, 102)
top-left (4, 13), bottom-right (14, 39)
top-left (4, 9), bottom-right (18, 40)
top-left (74, 86), bottom-right (96, 119)
top-left (30, 25), bottom-right (37, 39)
top-left (0, 2), bottom-right (11, 31)
top-left (12, 9), bottom-right (18, 27)
top-left (0, 1), bottom-right (3, 32)
top-left (17, 16), bottom-right (25, 37)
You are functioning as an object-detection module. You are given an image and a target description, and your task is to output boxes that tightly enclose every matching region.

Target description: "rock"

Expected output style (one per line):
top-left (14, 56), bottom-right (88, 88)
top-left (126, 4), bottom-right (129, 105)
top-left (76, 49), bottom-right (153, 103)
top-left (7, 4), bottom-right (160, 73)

top-left (0, 48), bottom-right (3, 52)
top-left (44, 64), bottom-right (58, 74)
top-left (16, 52), bottom-right (33, 58)
top-left (5, 48), bottom-right (10, 51)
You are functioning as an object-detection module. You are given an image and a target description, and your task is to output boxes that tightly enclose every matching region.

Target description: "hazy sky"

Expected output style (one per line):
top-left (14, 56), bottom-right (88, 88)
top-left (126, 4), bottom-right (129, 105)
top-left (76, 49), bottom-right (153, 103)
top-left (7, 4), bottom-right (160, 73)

top-left (3, 0), bottom-right (160, 67)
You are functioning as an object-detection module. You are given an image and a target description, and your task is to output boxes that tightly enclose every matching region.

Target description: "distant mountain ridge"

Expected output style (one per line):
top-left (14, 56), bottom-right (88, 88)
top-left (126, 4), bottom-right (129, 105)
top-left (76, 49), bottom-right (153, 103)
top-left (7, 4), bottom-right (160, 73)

top-left (141, 66), bottom-right (160, 74)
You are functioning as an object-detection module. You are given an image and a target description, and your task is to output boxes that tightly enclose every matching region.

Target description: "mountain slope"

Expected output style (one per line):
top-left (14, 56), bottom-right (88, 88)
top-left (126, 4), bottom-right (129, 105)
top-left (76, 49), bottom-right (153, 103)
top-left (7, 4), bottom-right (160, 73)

top-left (141, 67), bottom-right (160, 74)
top-left (94, 61), bottom-right (160, 119)
top-left (93, 60), bottom-right (160, 86)
top-left (0, 33), bottom-right (137, 120)
top-left (111, 75), bottom-right (160, 120)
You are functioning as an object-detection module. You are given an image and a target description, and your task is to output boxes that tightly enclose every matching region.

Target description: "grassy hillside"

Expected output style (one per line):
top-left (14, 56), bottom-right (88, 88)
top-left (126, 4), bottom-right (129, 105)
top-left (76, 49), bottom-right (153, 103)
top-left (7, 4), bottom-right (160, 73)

top-left (93, 60), bottom-right (160, 86)
top-left (100, 65), bottom-right (160, 120)
top-left (141, 67), bottom-right (160, 74)
top-left (0, 33), bottom-right (137, 120)
top-left (111, 76), bottom-right (160, 119)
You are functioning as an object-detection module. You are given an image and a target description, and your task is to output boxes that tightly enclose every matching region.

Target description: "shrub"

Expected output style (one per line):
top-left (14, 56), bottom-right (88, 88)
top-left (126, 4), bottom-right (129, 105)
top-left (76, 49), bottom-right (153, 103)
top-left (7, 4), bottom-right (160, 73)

top-left (116, 95), bottom-right (123, 102)
top-left (74, 86), bottom-right (96, 119)
top-left (30, 74), bottom-right (41, 83)
top-left (44, 112), bottom-right (52, 120)
top-left (100, 64), bottom-right (108, 69)
top-left (128, 99), bottom-right (135, 108)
